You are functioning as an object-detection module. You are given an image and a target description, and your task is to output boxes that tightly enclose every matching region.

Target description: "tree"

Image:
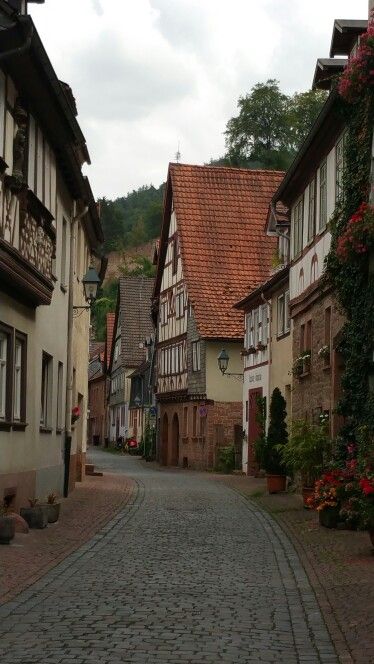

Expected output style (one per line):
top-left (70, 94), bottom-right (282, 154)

top-left (223, 80), bottom-right (327, 171)
top-left (287, 89), bottom-right (328, 152)
top-left (261, 388), bottom-right (288, 474)
top-left (225, 80), bottom-right (290, 168)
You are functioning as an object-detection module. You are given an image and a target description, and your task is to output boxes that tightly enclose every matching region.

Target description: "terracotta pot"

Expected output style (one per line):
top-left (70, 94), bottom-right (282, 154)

top-left (266, 474), bottom-right (286, 494)
top-left (318, 507), bottom-right (340, 529)
top-left (43, 503), bottom-right (60, 524)
top-left (0, 516), bottom-right (16, 544)
top-left (302, 486), bottom-right (314, 509)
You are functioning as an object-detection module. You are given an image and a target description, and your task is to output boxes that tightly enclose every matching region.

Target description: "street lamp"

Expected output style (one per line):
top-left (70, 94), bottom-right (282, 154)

top-left (217, 348), bottom-right (243, 379)
top-left (218, 348), bottom-right (229, 375)
top-left (73, 265), bottom-right (100, 312)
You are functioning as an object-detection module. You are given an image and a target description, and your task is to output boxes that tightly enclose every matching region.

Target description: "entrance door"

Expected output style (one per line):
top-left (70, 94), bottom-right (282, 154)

top-left (247, 387), bottom-right (263, 475)
top-left (171, 413), bottom-right (180, 466)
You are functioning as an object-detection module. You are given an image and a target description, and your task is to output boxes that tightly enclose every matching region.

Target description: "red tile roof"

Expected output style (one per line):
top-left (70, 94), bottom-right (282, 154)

top-left (105, 312), bottom-right (115, 370)
top-left (157, 164), bottom-right (285, 339)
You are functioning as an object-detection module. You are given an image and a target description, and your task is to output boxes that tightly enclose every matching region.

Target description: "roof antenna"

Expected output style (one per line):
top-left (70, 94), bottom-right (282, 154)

top-left (175, 142), bottom-right (181, 163)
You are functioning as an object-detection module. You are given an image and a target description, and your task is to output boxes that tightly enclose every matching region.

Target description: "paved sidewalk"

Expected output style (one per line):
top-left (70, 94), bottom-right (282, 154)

top-left (0, 466), bottom-right (135, 604)
top-left (214, 473), bottom-right (374, 664)
top-left (0, 450), bottom-right (337, 664)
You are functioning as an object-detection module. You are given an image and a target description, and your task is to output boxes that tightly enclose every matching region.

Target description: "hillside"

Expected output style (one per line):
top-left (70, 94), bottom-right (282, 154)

top-left (99, 183), bottom-right (165, 253)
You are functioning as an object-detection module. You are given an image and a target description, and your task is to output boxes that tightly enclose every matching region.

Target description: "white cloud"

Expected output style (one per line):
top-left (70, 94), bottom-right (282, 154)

top-left (30, 0), bottom-right (369, 198)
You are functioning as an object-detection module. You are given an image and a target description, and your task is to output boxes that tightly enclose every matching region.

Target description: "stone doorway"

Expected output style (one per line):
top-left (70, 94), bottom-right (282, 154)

top-left (171, 413), bottom-right (180, 466)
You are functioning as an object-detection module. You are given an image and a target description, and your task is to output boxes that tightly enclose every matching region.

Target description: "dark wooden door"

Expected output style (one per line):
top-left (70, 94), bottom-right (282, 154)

top-left (247, 387), bottom-right (263, 475)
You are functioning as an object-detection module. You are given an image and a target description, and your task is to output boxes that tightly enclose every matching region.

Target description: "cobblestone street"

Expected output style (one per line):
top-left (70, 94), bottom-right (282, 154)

top-left (0, 449), bottom-right (337, 664)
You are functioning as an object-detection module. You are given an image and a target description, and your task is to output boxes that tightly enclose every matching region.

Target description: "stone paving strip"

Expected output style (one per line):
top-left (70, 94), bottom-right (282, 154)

top-left (214, 473), bottom-right (374, 664)
top-left (0, 470), bottom-right (135, 604)
top-left (0, 450), bottom-right (337, 664)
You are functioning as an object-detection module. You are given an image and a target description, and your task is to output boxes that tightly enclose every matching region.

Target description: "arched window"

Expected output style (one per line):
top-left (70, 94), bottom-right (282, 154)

top-left (311, 255), bottom-right (318, 283)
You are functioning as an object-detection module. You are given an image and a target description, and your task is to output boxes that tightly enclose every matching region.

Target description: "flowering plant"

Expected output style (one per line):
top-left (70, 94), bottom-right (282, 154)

top-left (291, 351), bottom-right (311, 376)
top-left (358, 471), bottom-right (374, 530)
top-left (71, 405), bottom-right (81, 424)
top-left (338, 17), bottom-right (374, 103)
top-left (336, 202), bottom-right (374, 262)
top-left (317, 345), bottom-right (330, 360)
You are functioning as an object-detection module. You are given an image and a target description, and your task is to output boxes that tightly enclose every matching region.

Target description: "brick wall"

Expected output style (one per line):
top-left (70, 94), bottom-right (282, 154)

top-left (292, 292), bottom-right (345, 435)
top-left (159, 399), bottom-right (242, 470)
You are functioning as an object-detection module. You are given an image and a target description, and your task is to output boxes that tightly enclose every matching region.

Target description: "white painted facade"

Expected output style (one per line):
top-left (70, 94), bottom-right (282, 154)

top-left (289, 132), bottom-right (345, 301)
top-left (242, 303), bottom-right (270, 473)
top-left (157, 208), bottom-right (188, 394)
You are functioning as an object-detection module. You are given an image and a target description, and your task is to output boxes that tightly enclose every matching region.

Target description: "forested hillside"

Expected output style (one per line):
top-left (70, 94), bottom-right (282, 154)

top-left (99, 183), bottom-right (165, 253)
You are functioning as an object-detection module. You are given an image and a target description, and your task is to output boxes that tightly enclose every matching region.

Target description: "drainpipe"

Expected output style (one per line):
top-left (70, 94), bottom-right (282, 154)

top-left (63, 202), bottom-right (88, 497)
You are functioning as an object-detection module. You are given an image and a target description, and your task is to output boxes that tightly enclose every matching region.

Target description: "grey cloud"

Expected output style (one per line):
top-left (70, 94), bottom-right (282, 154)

top-left (91, 0), bottom-right (103, 17)
top-left (73, 30), bottom-right (196, 121)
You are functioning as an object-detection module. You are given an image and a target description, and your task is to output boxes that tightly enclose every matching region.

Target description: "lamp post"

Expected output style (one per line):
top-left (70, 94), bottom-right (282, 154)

top-left (217, 348), bottom-right (243, 379)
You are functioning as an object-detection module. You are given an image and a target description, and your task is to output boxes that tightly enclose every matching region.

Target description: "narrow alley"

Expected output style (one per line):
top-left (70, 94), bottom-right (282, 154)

top-left (0, 450), bottom-right (336, 664)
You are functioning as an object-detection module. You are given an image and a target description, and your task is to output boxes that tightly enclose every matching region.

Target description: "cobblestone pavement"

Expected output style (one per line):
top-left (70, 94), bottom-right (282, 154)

top-left (0, 469), bottom-right (135, 604)
top-left (214, 474), bottom-right (374, 664)
top-left (0, 450), bottom-right (337, 664)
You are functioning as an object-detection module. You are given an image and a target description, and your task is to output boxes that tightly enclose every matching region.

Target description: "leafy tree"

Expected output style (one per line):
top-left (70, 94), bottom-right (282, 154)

top-left (91, 280), bottom-right (118, 341)
top-left (223, 79), bottom-right (327, 171)
top-left (119, 256), bottom-right (156, 277)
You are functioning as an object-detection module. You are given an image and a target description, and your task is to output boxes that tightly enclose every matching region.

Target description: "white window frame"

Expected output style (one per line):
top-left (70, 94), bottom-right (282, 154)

top-left (13, 339), bottom-right (22, 421)
top-left (40, 351), bottom-right (53, 427)
top-left (0, 331), bottom-right (7, 420)
top-left (319, 160), bottom-right (327, 231)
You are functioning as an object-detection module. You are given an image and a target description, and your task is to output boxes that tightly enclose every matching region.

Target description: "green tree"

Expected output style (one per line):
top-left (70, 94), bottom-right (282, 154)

top-left (223, 80), bottom-right (327, 171)
top-left (119, 256), bottom-right (156, 277)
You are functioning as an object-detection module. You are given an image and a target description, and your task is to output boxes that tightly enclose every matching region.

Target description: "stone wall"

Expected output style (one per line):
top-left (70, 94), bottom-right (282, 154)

top-left (292, 292), bottom-right (345, 435)
top-left (187, 310), bottom-right (206, 395)
top-left (159, 399), bottom-right (242, 470)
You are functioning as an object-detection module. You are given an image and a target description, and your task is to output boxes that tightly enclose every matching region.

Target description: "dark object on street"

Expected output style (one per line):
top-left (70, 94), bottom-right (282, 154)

top-left (20, 505), bottom-right (48, 529)
top-left (0, 515), bottom-right (16, 544)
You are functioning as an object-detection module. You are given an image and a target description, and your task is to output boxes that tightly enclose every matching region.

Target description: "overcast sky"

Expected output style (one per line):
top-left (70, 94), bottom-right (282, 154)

top-left (30, 0), bottom-right (368, 200)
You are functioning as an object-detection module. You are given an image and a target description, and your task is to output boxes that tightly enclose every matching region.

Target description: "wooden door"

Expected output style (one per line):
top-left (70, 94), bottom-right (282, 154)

top-left (247, 387), bottom-right (263, 475)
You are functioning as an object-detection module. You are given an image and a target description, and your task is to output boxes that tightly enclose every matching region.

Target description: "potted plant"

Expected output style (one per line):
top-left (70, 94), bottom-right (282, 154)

top-left (358, 473), bottom-right (374, 547)
top-left (279, 419), bottom-right (331, 507)
top-left (44, 493), bottom-right (61, 524)
top-left (20, 499), bottom-right (48, 529)
top-left (0, 503), bottom-right (16, 545)
top-left (260, 388), bottom-right (288, 493)
top-left (71, 405), bottom-right (81, 425)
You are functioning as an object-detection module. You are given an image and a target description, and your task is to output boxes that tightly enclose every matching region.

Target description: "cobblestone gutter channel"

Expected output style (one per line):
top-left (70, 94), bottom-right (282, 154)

top-left (0, 452), bottom-right (338, 664)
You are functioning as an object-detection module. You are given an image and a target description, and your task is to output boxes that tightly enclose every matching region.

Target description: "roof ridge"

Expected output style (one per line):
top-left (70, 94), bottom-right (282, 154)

top-left (169, 162), bottom-right (285, 175)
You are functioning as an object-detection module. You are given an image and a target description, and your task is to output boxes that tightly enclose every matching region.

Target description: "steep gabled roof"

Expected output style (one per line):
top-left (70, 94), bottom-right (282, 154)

top-left (118, 276), bottom-right (154, 367)
top-left (105, 312), bottom-right (115, 371)
top-left (154, 163), bottom-right (284, 339)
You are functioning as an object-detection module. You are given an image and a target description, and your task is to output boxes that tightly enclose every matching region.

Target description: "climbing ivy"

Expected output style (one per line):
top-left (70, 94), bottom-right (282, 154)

top-left (325, 68), bottom-right (374, 457)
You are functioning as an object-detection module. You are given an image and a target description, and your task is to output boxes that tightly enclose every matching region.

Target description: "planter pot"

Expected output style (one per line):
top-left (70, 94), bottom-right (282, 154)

top-left (318, 507), bottom-right (340, 529)
top-left (302, 486), bottom-right (315, 509)
top-left (266, 474), bottom-right (286, 494)
top-left (43, 503), bottom-right (60, 524)
top-left (0, 516), bottom-right (16, 544)
top-left (20, 505), bottom-right (48, 529)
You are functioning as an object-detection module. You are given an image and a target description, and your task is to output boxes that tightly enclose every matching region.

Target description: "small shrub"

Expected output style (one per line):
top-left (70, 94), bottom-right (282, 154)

top-left (215, 446), bottom-right (235, 474)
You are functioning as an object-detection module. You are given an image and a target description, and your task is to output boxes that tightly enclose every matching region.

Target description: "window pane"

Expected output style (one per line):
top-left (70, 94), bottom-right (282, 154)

top-left (319, 162), bottom-right (327, 230)
top-left (0, 332), bottom-right (7, 419)
top-left (13, 340), bottom-right (22, 421)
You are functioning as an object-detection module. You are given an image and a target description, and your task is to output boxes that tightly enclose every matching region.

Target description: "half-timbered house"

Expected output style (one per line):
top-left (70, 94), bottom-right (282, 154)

top-left (153, 163), bottom-right (285, 470)
top-left (0, 0), bottom-right (104, 509)
top-left (272, 17), bottom-right (367, 435)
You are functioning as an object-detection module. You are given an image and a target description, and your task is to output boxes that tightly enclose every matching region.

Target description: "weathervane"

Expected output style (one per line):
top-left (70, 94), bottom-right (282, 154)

top-left (175, 142), bottom-right (181, 163)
